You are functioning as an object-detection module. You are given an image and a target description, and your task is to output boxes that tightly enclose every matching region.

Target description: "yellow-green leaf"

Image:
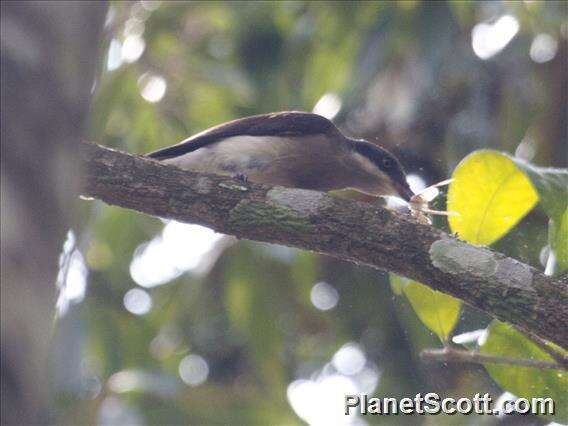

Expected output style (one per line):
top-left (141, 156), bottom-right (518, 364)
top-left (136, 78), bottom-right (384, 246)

top-left (448, 150), bottom-right (538, 245)
top-left (479, 321), bottom-right (567, 423)
top-left (389, 273), bottom-right (408, 295)
top-left (403, 281), bottom-right (461, 341)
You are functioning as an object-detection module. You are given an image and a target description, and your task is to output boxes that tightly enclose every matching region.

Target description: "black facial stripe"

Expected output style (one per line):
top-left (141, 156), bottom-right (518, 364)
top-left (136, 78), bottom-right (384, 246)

top-left (352, 140), bottom-right (401, 170)
top-left (352, 140), bottom-right (409, 191)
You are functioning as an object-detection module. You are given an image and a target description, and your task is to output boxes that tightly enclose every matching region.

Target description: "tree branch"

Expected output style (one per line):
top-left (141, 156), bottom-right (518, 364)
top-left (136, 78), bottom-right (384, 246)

top-left (80, 142), bottom-right (568, 348)
top-left (420, 347), bottom-right (567, 371)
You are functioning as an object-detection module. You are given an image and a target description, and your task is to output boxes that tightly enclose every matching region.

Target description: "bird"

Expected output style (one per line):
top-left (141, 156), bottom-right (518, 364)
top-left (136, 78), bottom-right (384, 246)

top-left (147, 111), bottom-right (414, 201)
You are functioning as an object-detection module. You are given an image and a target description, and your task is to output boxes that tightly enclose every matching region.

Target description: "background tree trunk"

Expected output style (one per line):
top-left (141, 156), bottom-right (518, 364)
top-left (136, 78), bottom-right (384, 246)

top-left (0, 2), bottom-right (107, 423)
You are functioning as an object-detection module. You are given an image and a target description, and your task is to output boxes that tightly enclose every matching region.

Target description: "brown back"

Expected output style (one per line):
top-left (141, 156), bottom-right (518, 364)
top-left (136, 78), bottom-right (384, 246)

top-left (147, 111), bottom-right (342, 160)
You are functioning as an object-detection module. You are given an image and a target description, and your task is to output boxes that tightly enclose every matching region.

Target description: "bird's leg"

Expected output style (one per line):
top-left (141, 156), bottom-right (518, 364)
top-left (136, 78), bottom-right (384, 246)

top-left (231, 173), bottom-right (249, 184)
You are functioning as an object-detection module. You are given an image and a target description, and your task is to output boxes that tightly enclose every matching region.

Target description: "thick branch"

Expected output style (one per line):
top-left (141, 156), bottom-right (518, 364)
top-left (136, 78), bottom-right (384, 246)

top-left (80, 143), bottom-right (568, 348)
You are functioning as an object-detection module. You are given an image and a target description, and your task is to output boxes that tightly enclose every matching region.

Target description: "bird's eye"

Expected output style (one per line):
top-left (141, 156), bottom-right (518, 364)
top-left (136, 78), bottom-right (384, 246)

top-left (383, 158), bottom-right (393, 168)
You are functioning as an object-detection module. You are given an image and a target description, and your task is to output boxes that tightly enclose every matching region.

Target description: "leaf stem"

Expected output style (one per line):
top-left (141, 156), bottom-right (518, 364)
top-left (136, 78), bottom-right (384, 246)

top-left (517, 328), bottom-right (568, 370)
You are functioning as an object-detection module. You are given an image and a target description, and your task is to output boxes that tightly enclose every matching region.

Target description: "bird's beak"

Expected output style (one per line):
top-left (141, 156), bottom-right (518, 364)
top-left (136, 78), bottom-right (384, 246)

top-left (394, 181), bottom-right (414, 202)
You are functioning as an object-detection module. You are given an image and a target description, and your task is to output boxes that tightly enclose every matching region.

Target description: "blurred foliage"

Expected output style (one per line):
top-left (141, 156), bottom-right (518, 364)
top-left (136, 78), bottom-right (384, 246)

top-left (52, 1), bottom-right (567, 425)
top-left (480, 321), bottom-right (568, 423)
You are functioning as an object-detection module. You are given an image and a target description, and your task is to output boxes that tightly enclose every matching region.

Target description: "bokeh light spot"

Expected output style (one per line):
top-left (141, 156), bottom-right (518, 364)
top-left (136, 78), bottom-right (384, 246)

top-left (406, 174), bottom-right (427, 194)
top-left (178, 354), bottom-right (209, 386)
top-left (472, 15), bottom-right (519, 60)
top-left (310, 281), bottom-right (339, 311)
top-left (130, 222), bottom-right (224, 288)
top-left (312, 93), bottom-right (342, 120)
top-left (122, 35), bottom-right (145, 63)
top-left (138, 73), bottom-right (167, 103)
top-left (123, 288), bottom-right (152, 315)
top-left (530, 33), bottom-right (558, 63)
top-left (56, 230), bottom-right (88, 316)
top-left (332, 343), bottom-right (366, 376)
top-left (107, 39), bottom-right (123, 71)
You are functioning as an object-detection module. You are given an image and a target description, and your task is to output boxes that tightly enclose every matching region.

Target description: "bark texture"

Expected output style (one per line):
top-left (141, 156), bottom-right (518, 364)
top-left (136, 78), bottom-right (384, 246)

top-left (81, 142), bottom-right (568, 348)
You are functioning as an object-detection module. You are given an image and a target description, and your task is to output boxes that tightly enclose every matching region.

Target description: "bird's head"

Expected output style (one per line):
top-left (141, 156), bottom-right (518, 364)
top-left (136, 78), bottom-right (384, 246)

top-left (349, 140), bottom-right (414, 201)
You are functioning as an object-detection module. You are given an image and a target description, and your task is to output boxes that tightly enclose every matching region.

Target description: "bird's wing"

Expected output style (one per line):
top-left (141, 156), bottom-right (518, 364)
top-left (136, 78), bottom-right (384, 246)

top-left (146, 111), bottom-right (341, 160)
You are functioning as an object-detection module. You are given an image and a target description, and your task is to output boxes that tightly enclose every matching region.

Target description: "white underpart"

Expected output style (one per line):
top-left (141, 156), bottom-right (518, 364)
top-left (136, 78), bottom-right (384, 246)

top-left (162, 135), bottom-right (289, 174)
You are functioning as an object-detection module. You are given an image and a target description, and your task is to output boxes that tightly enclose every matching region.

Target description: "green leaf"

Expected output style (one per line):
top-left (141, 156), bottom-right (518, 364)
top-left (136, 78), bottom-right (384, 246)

top-left (513, 160), bottom-right (568, 274)
top-left (479, 321), bottom-right (567, 423)
top-left (403, 280), bottom-right (461, 342)
top-left (512, 160), bottom-right (568, 223)
top-left (550, 208), bottom-right (568, 273)
top-left (447, 150), bottom-right (539, 245)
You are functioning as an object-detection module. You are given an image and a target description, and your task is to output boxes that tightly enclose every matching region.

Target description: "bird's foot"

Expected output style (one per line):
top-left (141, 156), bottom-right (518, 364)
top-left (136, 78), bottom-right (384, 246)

top-left (231, 173), bottom-right (249, 183)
